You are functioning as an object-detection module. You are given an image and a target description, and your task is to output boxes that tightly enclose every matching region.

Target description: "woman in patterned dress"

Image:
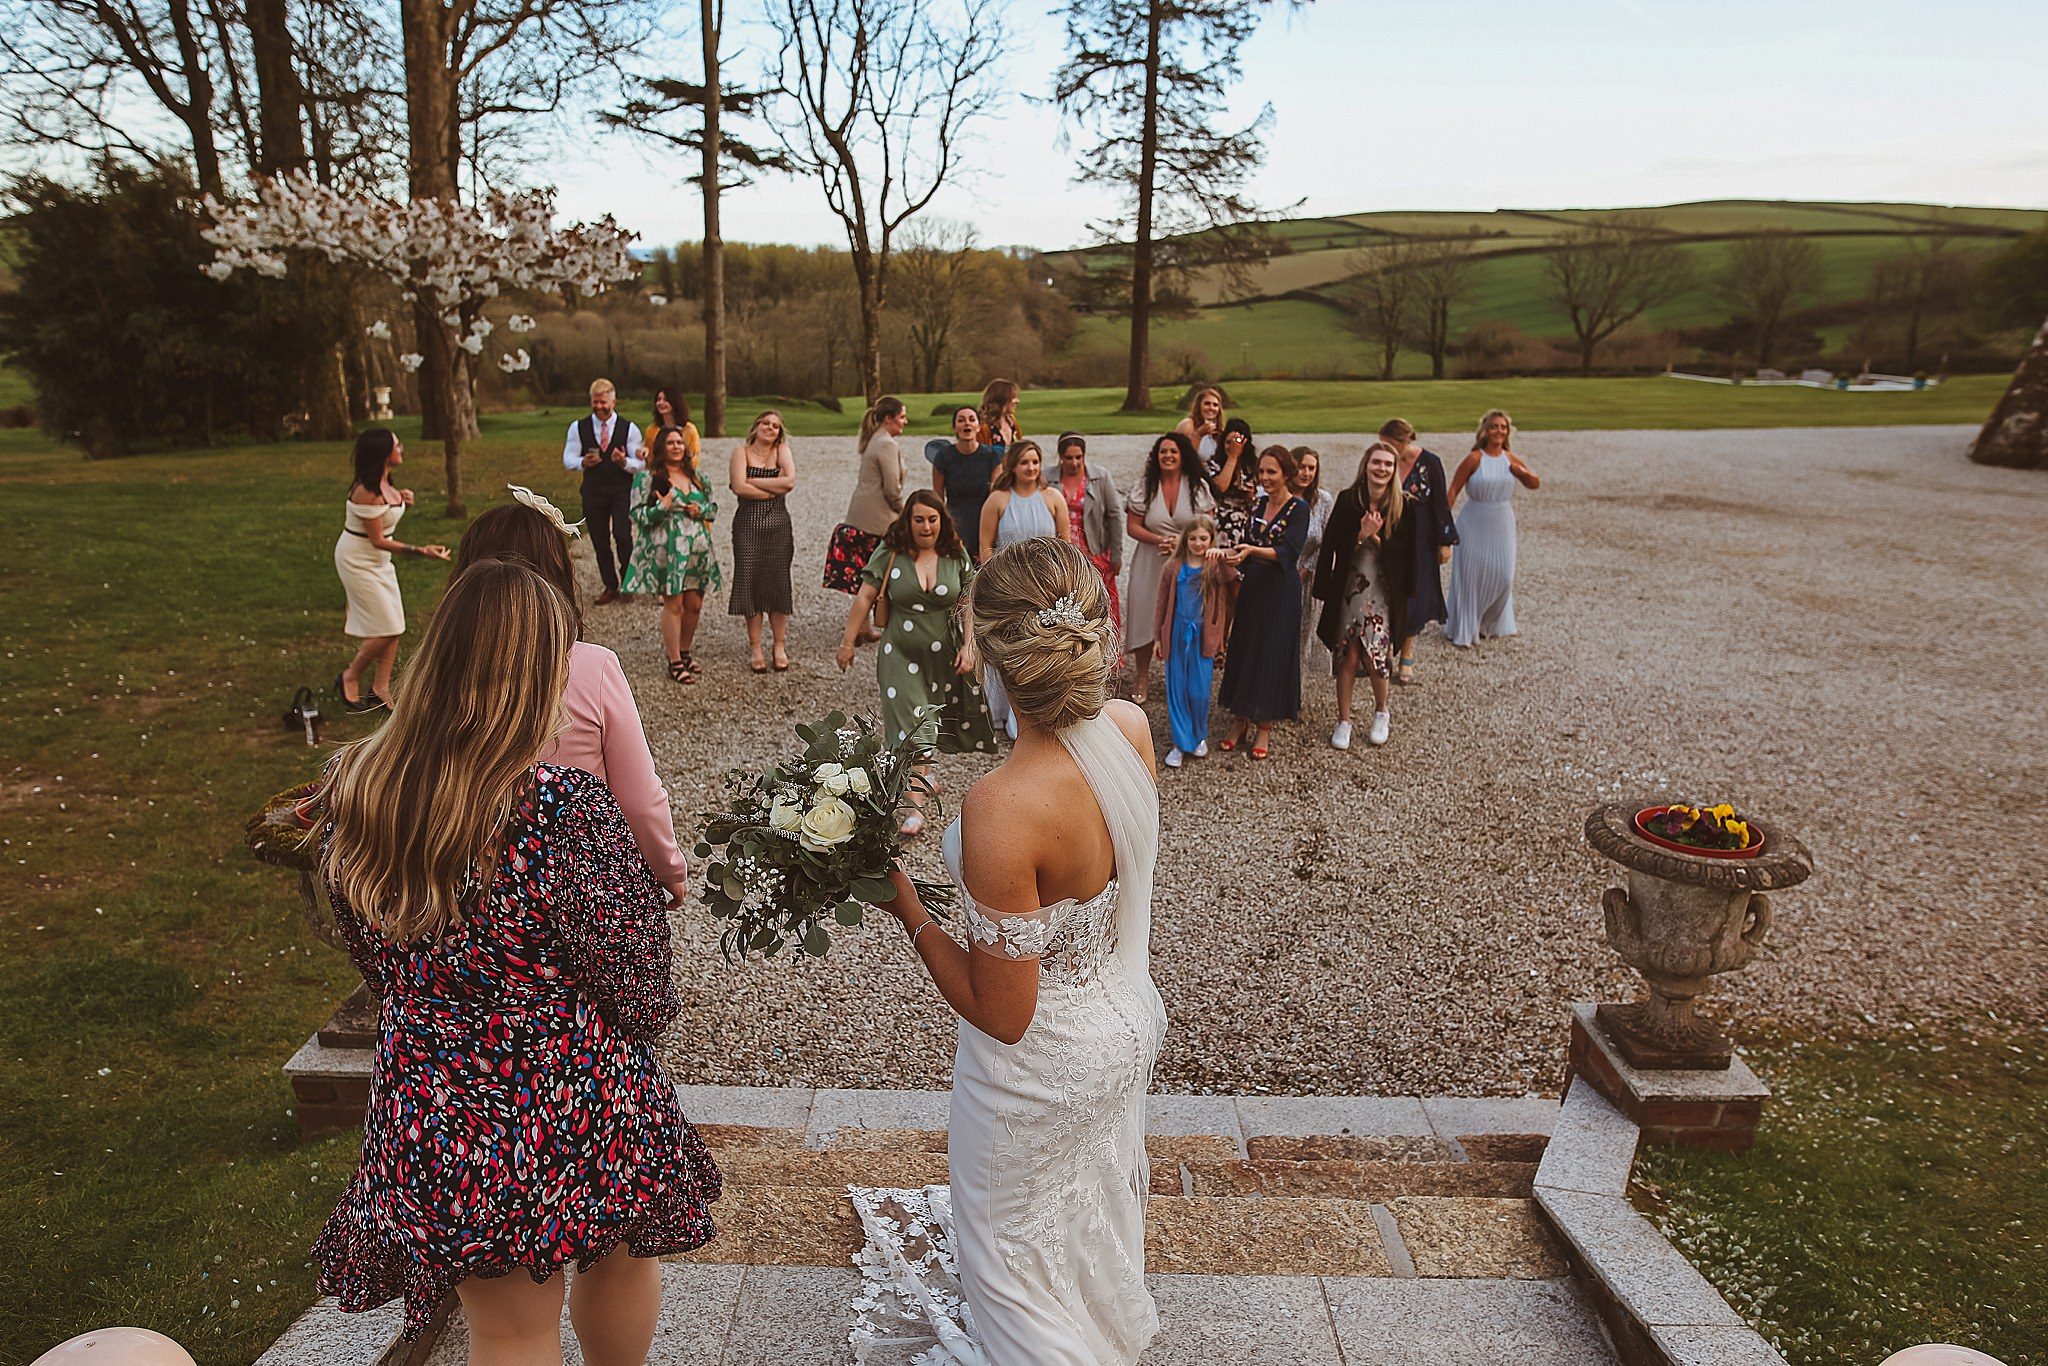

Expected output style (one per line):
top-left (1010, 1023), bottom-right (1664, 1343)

top-left (625, 424), bottom-right (721, 684)
top-left (727, 409), bottom-right (798, 673)
top-left (834, 490), bottom-right (998, 836)
top-left (1217, 446), bottom-right (1309, 758)
top-left (1204, 416), bottom-right (1259, 549)
top-left (1315, 442), bottom-right (1418, 751)
top-left (313, 560), bottom-right (721, 1355)
top-left (1379, 418), bottom-right (1459, 684)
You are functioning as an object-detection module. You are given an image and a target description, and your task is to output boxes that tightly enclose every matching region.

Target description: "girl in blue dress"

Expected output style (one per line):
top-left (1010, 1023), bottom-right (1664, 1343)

top-left (1153, 515), bottom-right (1231, 768)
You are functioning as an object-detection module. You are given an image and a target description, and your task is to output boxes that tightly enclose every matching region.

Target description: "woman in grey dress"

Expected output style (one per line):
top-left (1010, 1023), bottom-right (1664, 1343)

top-left (977, 440), bottom-right (1070, 738)
top-left (1443, 409), bottom-right (1540, 648)
top-left (727, 409), bottom-right (798, 672)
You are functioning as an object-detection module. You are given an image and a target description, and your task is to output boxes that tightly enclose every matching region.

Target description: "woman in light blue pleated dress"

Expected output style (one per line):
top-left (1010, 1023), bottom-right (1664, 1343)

top-left (1443, 409), bottom-right (1541, 648)
top-left (977, 440), bottom-right (1070, 738)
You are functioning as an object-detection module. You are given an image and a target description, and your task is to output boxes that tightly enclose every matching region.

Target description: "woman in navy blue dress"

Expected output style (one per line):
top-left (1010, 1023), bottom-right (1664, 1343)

top-left (1217, 445), bottom-right (1309, 758)
top-left (1380, 418), bottom-right (1459, 684)
top-left (313, 560), bottom-right (720, 1355)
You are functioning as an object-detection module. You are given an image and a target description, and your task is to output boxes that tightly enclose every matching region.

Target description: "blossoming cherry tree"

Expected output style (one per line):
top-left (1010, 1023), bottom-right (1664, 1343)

top-left (204, 172), bottom-right (638, 515)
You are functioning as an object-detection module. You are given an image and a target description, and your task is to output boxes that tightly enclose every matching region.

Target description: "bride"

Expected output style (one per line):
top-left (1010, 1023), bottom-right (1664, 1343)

top-left (854, 535), bottom-right (1167, 1365)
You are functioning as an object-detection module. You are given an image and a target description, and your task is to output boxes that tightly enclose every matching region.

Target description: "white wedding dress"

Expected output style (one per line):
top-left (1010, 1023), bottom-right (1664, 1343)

top-left (850, 709), bottom-right (1167, 1365)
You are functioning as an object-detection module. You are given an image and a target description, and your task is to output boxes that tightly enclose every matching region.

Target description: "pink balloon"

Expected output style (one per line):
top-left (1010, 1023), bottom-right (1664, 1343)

top-left (1881, 1348), bottom-right (2008, 1366)
top-left (30, 1328), bottom-right (197, 1366)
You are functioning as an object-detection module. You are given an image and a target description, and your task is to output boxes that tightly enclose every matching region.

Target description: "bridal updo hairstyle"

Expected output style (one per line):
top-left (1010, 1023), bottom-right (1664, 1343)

top-left (969, 536), bottom-right (1114, 730)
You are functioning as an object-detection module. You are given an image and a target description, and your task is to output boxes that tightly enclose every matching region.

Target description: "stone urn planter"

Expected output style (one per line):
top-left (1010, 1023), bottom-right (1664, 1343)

top-left (1583, 803), bottom-right (1812, 1070)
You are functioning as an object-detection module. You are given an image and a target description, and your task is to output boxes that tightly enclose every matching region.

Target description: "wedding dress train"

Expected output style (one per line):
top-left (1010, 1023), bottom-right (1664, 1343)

top-left (850, 709), bottom-right (1166, 1365)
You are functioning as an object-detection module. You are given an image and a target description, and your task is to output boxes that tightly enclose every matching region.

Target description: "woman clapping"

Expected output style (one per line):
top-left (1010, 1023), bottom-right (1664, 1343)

top-left (1315, 442), bottom-right (1418, 750)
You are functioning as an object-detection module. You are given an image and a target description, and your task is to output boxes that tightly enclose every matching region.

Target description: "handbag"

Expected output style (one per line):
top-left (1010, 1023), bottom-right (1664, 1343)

top-left (870, 551), bottom-right (897, 630)
top-left (281, 686), bottom-right (321, 746)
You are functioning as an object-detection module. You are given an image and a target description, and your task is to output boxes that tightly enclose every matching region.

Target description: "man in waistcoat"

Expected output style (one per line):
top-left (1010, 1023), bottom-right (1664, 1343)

top-left (560, 377), bottom-right (644, 603)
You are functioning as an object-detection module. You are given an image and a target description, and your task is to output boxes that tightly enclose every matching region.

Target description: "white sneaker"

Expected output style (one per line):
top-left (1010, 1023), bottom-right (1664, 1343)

top-left (1165, 747), bottom-right (1184, 769)
top-left (1193, 740), bottom-right (1209, 758)
top-left (1368, 711), bottom-right (1391, 746)
top-left (1330, 720), bottom-right (1353, 750)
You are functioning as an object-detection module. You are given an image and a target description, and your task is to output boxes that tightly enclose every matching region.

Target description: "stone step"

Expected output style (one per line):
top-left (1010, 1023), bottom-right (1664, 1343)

top-left (414, 1265), bottom-right (1619, 1366)
top-left (668, 1181), bottom-right (1568, 1282)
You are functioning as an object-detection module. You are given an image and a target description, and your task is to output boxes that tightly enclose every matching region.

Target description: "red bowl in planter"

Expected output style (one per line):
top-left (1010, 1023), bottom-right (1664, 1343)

top-left (1634, 805), bottom-right (1766, 859)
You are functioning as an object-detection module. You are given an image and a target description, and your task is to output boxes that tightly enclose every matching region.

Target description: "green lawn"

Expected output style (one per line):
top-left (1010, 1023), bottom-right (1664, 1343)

top-left (0, 376), bottom-right (2023, 1360)
top-left (1636, 1031), bottom-right (2047, 1366)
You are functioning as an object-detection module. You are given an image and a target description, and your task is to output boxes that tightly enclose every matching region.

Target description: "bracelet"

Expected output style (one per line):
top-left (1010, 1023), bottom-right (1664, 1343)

top-left (909, 918), bottom-right (939, 950)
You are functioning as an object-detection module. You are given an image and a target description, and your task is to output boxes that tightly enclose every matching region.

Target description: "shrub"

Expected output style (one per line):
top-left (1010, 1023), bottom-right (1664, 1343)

top-left (0, 164), bottom-right (350, 457)
top-left (0, 404), bottom-right (35, 428)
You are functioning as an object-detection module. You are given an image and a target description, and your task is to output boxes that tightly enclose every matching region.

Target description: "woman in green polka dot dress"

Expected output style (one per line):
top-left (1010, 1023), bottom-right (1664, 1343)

top-left (835, 489), bottom-right (997, 835)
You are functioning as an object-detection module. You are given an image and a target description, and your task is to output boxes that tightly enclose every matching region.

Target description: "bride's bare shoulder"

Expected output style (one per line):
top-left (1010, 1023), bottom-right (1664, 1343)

top-left (1101, 700), bottom-right (1156, 772)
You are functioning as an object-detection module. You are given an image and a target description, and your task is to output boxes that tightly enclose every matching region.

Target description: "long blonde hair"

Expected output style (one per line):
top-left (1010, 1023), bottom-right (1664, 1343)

top-left (1475, 409), bottom-right (1514, 451)
top-left (1351, 441), bottom-right (1407, 537)
top-left (1186, 385), bottom-right (1225, 426)
top-left (320, 560), bottom-right (574, 942)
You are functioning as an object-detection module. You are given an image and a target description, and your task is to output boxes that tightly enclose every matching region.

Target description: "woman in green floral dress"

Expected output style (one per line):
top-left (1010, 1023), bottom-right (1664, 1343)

top-left (625, 425), bottom-right (722, 684)
top-left (835, 489), bottom-right (997, 836)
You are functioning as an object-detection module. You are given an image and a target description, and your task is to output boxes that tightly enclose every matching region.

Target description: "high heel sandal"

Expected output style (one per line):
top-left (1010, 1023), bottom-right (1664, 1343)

top-left (669, 651), bottom-right (699, 685)
top-left (334, 670), bottom-right (377, 714)
top-left (1218, 722), bottom-right (1248, 753)
top-left (1250, 729), bottom-right (1272, 761)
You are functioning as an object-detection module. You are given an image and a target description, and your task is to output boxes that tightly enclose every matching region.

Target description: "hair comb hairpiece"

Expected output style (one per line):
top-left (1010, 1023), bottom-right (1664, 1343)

top-left (507, 485), bottom-right (584, 537)
top-left (1036, 593), bottom-right (1087, 631)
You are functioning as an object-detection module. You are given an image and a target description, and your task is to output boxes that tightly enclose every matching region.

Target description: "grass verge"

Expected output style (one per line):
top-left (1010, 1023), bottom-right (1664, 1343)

top-left (1634, 1029), bottom-right (2047, 1366)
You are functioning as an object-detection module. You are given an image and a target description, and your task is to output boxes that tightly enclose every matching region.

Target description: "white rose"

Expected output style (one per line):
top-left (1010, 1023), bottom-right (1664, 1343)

top-left (822, 771), bottom-right (851, 796)
top-left (846, 769), bottom-right (872, 796)
top-left (768, 795), bottom-right (803, 833)
top-left (798, 796), bottom-right (858, 852)
top-left (813, 762), bottom-right (844, 783)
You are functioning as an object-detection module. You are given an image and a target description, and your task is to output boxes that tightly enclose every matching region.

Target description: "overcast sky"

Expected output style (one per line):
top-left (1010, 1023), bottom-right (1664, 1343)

top-left (559, 0), bottom-right (2047, 254)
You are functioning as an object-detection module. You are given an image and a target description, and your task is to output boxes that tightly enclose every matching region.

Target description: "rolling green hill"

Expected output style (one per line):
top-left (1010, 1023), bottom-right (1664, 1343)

top-left (1051, 199), bottom-right (2046, 379)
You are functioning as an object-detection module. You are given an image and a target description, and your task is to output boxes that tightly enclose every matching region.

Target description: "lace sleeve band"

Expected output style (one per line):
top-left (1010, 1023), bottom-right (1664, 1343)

top-left (959, 899), bottom-right (1065, 961)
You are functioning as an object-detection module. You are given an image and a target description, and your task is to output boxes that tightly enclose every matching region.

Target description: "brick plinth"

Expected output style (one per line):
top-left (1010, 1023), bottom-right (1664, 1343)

top-left (1566, 1004), bottom-right (1769, 1153)
top-left (284, 1032), bottom-right (373, 1140)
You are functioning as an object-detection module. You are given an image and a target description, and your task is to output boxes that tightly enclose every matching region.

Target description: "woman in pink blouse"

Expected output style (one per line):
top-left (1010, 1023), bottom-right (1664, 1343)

top-left (450, 503), bottom-right (690, 904)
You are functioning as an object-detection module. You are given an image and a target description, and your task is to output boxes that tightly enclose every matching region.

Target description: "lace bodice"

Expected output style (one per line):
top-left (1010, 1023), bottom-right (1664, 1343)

top-left (943, 818), bottom-right (1119, 988)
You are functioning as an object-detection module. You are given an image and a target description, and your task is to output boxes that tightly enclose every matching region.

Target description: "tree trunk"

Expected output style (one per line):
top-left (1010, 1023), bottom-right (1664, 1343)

top-left (167, 0), bottom-right (224, 196)
top-left (856, 258), bottom-right (884, 406)
top-left (1970, 316), bottom-right (2048, 470)
top-left (246, 0), bottom-right (306, 176)
top-left (1120, 1), bottom-right (1162, 414)
top-left (1903, 309), bottom-right (1921, 372)
top-left (702, 0), bottom-right (728, 437)
top-left (401, 0), bottom-right (475, 514)
top-left (1380, 340), bottom-right (1397, 382)
top-left (1579, 334), bottom-right (1596, 375)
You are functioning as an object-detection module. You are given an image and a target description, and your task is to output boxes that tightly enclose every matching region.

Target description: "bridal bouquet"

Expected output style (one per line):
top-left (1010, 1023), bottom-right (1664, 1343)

top-left (693, 708), bottom-right (955, 962)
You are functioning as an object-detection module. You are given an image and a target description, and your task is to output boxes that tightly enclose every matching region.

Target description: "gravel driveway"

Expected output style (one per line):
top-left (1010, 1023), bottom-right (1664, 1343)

top-left (569, 425), bottom-right (2048, 1096)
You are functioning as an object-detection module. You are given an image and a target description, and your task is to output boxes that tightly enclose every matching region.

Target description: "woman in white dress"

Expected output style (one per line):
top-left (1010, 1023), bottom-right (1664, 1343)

top-left (854, 535), bottom-right (1166, 1366)
top-left (333, 428), bottom-right (448, 712)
